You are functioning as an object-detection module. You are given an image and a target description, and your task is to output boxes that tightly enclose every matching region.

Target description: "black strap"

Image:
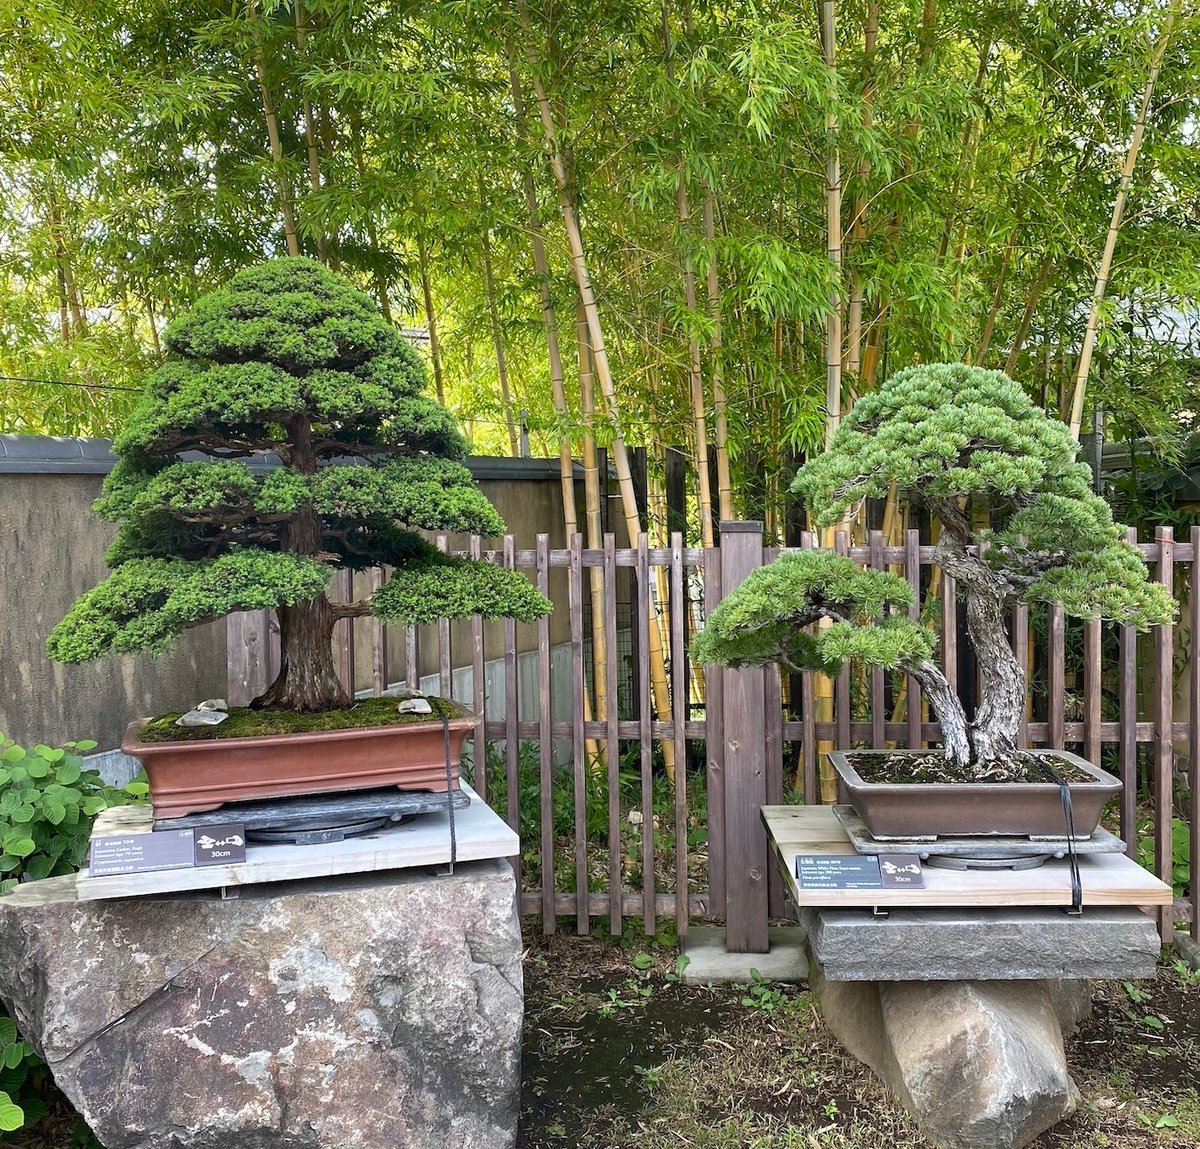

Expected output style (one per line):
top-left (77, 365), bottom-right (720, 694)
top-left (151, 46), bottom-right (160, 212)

top-left (1037, 757), bottom-right (1082, 914)
top-left (442, 714), bottom-right (457, 872)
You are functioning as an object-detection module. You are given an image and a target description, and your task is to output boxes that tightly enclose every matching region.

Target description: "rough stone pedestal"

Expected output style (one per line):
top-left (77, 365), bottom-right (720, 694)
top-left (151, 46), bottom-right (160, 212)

top-left (814, 967), bottom-right (1084, 1149)
top-left (0, 860), bottom-right (522, 1149)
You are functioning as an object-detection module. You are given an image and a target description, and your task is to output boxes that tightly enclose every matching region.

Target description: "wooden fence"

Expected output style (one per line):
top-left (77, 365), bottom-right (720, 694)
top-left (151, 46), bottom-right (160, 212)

top-left (227, 523), bottom-right (1199, 951)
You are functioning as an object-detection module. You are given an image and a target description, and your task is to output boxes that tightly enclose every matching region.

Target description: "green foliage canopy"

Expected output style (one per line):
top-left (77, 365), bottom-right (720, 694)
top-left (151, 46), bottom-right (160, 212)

top-left (47, 259), bottom-right (549, 678)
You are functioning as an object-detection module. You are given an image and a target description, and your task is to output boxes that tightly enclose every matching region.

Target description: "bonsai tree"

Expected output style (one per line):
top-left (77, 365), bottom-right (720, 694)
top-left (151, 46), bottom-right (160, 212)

top-left (48, 257), bottom-right (550, 712)
top-left (693, 364), bottom-right (1175, 776)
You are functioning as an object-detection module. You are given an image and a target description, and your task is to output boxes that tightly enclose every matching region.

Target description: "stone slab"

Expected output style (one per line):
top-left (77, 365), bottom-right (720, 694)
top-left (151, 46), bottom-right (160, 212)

top-left (801, 905), bottom-right (1160, 981)
top-left (833, 805), bottom-right (1127, 857)
top-left (76, 780), bottom-right (516, 900)
top-left (1175, 930), bottom-right (1200, 970)
top-left (0, 859), bottom-right (522, 1149)
top-left (681, 925), bottom-right (808, 985)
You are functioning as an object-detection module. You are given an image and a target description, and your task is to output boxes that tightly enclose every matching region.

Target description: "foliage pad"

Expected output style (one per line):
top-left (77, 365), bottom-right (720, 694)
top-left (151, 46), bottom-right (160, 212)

top-left (48, 258), bottom-right (550, 711)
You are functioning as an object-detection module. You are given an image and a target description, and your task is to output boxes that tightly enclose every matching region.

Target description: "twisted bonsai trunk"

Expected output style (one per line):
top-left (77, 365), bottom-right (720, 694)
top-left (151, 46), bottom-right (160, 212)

top-left (931, 500), bottom-right (1025, 774)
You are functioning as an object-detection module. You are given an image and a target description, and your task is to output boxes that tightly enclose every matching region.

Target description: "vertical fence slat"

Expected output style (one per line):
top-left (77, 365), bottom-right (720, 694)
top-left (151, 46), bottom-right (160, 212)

top-left (704, 543), bottom-right (726, 910)
top-left (469, 541), bottom-right (487, 804)
top-left (1014, 603), bottom-right (1029, 749)
top-left (569, 534), bottom-right (589, 934)
top-left (336, 569), bottom-right (354, 694)
top-left (1048, 605), bottom-right (1065, 750)
top-left (638, 535), bottom-right (655, 936)
top-left (369, 567), bottom-right (387, 697)
top-left (1154, 527), bottom-right (1175, 940)
top-left (942, 571), bottom-right (958, 702)
top-left (1083, 618), bottom-right (1102, 766)
top-left (405, 624), bottom-right (419, 693)
top-left (226, 610), bottom-right (273, 706)
top-left (503, 535), bottom-right (520, 889)
top-left (1191, 526), bottom-right (1199, 943)
top-left (1119, 577), bottom-right (1139, 856)
top-left (834, 529), bottom-right (851, 749)
top-left (905, 529), bottom-right (922, 750)
top-left (801, 532), bottom-right (817, 802)
top-left (671, 532), bottom-right (690, 939)
top-left (720, 521), bottom-right (769, 953)
top-left (869, 530), bottom-right (886, 748)
top-left (604, 534), bottom-right (622, 935)
top-left (536, 534), bottom-right (554, 933)
top-left (436, 536), bottom-right (452, 701)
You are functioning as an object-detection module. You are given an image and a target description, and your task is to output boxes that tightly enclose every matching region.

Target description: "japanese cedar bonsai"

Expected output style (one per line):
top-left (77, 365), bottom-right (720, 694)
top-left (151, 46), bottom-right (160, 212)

top-left (693, 364), bottom-right (1174, 777)
top-left (47, 257), bottom-right (551, 714)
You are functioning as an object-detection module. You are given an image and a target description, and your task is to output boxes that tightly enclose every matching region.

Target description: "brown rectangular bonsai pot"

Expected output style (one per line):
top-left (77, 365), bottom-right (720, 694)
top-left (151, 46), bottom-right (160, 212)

top-left (123, 712), bottom-right (477, 819)
top-left (828, 748), bottom-right (1121, 840)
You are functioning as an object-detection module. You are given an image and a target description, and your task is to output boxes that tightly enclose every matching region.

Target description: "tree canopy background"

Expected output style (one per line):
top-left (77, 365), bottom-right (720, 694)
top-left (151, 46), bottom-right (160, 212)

top-left (1, 0), bottom-right (1197, 536)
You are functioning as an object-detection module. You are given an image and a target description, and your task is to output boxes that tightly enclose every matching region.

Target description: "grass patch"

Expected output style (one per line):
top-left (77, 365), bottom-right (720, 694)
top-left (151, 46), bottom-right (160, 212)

top-left (138, 695), bottom-right (466, 742)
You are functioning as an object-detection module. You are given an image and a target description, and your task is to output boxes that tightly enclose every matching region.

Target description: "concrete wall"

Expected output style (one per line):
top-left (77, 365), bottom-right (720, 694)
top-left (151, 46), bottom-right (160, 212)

top-left (0, 471), bottom-right (226, 752)
top-left (0, 438), bottom-right (581, 750)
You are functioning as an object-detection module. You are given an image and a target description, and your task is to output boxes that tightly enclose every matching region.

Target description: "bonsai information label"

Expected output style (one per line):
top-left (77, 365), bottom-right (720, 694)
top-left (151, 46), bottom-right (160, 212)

top-left (90, 825), bottom-right (246, 877)
top-left (795, 854), bottom-right (924, 890)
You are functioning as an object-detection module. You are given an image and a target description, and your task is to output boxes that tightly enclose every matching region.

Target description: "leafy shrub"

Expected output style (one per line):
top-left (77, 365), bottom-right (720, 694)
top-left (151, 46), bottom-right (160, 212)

top-left (0, 735), bottom-right (145, 1132)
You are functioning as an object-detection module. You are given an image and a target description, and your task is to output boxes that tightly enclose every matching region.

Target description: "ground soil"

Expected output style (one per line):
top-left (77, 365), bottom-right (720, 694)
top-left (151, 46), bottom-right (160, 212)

top-left (517, 931), bottom-right (1200, 1149)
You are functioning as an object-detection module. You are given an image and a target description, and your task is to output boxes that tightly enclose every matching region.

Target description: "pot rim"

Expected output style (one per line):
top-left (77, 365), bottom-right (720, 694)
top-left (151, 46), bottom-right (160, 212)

top-left (828, 747), bottom-right (1122, 794)
top-left (123, 709), bottom-right (478, 755)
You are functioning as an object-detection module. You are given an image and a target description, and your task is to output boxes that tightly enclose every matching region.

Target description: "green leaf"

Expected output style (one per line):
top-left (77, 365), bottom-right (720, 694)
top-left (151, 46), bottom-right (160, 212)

top-left (82, 798), bottom-right (109, 815)
top-left (54, 762), bottom-right (81, 785)
top-left (43, 801), bottom-right (66, 826)
top-left (24, 760), bottom-right (49, 779)
top-left (1, 1045), bottom-right (24, 1070)
top-left (632, 953), bottom-right (655, 971)
top-left (0, 1019), bottom-right (16, 1047)
top-left (1, 838), bottom-right (36, 859)
top-left (73, 740), bottom-right (98, 752)
top-left (0, 1096), bottom-right (24, 1132)
top-left (1, 748), bottom-right (23, 764)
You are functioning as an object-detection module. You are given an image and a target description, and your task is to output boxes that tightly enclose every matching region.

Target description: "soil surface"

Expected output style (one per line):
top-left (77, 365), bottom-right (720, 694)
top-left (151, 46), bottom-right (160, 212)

top-left (849, 750), bottom-right (1098, 786)
top-left (138, 694), bottom-right (465, 742)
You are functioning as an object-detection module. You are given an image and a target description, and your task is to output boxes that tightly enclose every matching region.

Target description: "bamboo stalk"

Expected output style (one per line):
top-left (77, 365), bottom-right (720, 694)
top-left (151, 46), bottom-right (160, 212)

top-left (822, 0), bottom-right (842, 446)
top-left (293, 0), bottom-right (325, 262)
top-left (249, 0), bottom-right (299, 257)
top-left (521, 13), bottom-right (676, 778)
top-left (975, 226), bottom-right (1016, 365)
top-left (1003, 256), bottom-right (1049, 377)
top-left (577, 308), bottom-right (609, 770)
top-left (1068, 0), bottom-right (1180, 439)
top-left (846, 2), bottom-right (878, 380)
top-left (416, 235), bottom-right (445, 404)
top-left (479, 179), bottom-right (519, 457)
top-left (509, 57), bottom-right (576, 538)
top-left (702, 181), bottom-right (734, 521)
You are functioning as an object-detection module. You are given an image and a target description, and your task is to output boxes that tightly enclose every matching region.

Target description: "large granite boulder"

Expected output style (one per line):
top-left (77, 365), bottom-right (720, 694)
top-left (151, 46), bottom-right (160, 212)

top-left (0, 860), bottom-right (522, 1149)
top-left (814, 967), bottom-right (1082, 1149)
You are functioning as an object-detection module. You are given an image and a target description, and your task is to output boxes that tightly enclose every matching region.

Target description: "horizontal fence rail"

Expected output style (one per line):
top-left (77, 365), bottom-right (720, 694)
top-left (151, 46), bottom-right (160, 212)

top-left (227, 525), bottom-right (1199, 946)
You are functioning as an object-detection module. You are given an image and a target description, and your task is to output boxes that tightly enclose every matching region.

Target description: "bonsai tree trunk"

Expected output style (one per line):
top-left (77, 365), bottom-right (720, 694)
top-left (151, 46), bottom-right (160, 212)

top-left (905, 658), bottom-right (972, 768)
top-left (255, 594), bottom-right (349, 712)
top-left (932, 504), bottom-right (1024, 770)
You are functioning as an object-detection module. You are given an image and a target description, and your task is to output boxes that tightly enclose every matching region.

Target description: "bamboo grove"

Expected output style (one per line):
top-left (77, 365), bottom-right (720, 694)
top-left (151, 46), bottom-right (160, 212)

top-left (2, 1), bottom-right (1198, 769)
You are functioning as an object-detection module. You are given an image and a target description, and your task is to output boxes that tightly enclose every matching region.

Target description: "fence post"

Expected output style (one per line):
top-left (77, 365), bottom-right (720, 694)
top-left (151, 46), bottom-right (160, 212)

top-left (718, 520), bottom-right (770, 953)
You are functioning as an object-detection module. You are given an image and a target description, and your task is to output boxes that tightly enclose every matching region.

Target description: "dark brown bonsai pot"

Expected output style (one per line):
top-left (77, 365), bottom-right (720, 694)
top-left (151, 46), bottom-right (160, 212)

top-left (123, 713), bottom-right (477, 819)
top-left (828, 748), bottom-right (1121, 840)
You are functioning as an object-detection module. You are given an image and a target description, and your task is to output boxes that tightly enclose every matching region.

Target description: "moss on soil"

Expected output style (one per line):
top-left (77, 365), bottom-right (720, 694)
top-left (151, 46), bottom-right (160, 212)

top-left (138, 695), bottom-right (466, 743)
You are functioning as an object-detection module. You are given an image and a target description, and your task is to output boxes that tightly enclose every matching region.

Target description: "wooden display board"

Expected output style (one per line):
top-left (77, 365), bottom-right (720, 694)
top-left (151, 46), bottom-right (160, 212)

top-left (75, 783), bottom-right (516, 901)
top-left (763, 805), bottom-right (1173, 910)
